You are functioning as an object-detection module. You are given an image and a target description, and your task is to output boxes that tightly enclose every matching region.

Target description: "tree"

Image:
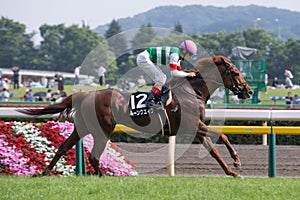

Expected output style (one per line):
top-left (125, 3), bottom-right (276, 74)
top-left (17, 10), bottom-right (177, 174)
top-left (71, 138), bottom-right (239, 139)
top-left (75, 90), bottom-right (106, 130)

top-left (39, 24), bottom-right (114, 75)
top-left (243, 29), bottom-right (275, 59)
top-left (285, 38), bottom-right (300, 83)
top-left (174, 22), bottom-right (183, 33)
top-left (131, 23), bottom-right (156, 53)
top-left (104, 20), bottom-right (127, 58)
top-left (0, 17), bottom-right (36, 68)
top-left (104, 19), bottom-right (122, 39)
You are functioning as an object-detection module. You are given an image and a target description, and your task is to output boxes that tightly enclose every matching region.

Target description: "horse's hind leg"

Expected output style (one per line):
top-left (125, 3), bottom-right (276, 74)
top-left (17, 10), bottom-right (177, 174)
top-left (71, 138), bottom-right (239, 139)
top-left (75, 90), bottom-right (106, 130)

top-left (197, 135), bottom-right (242, 178)
top-left (88, 136), bottom-right (109, 176)
top-left (37, 127), bottom-right (81, 176)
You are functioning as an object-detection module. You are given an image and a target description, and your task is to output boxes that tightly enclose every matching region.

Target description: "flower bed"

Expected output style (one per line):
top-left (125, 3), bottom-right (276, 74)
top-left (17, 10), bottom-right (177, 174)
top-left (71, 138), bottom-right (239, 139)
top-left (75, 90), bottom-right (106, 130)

top-left (0, 120), bottom-right (137, 176)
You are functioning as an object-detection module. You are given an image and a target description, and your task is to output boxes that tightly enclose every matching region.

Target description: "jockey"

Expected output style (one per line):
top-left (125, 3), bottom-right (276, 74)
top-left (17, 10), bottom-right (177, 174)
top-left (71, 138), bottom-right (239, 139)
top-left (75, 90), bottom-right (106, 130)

top-left (136, 40), bottom-right (197, 107)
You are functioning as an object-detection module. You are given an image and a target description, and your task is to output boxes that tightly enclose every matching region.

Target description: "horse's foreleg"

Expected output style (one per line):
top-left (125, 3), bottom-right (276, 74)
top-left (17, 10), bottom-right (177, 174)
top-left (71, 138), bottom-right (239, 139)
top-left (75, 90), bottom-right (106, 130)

top-left (198, 122), bottom-right (241, 168)
top-left (38, 128), bottom-right (80, 176)
top-left (219, 133), bottom-right (241, 167)
top-left (197, 135), bottom-right (242, 178)
top-left (206, 128), bottom-right (241, 168)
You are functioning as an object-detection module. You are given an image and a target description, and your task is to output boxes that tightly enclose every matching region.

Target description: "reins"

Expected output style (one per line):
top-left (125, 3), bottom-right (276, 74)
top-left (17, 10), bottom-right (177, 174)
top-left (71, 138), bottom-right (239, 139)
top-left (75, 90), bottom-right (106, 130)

top-left (163, 61), bottom-right (244, 103)
top-left (165, 69), bottom-right (225, 102)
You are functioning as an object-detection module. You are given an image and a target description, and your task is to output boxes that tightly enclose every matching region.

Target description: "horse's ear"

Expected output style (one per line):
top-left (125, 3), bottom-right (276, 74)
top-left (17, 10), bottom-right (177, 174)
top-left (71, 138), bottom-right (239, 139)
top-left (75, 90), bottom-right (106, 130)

top-left (212, 55), bottom-right (223, 65)
top-left (213, 55), bottom-right (231, 66)
top-left (220, 56), bottom-right (231, 66)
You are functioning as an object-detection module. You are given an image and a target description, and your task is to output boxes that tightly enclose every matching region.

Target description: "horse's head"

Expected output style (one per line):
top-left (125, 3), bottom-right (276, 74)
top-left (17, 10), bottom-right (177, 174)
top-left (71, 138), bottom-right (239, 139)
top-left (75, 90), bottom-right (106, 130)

top-left (212, 55), bottom-right (253, 99)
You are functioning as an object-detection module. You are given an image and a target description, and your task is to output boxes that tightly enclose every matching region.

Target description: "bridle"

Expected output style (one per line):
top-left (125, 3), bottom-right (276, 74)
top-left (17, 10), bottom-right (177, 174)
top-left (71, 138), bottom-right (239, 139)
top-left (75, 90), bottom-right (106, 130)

top-left (165, 61), bottom-right (247, 100)
top-left (222, 63), bottom-right (247, 95)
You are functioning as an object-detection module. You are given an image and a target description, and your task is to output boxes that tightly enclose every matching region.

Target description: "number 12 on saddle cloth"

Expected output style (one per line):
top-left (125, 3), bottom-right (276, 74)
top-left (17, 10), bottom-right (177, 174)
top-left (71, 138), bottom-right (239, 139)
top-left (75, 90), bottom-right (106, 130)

top-left (129, 92), bottom-right (154, 117)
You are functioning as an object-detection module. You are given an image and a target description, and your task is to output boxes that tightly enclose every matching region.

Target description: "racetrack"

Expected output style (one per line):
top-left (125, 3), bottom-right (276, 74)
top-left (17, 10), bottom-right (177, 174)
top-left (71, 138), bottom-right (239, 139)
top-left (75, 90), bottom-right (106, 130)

top-left (116, 143), bottom-right (300, 177)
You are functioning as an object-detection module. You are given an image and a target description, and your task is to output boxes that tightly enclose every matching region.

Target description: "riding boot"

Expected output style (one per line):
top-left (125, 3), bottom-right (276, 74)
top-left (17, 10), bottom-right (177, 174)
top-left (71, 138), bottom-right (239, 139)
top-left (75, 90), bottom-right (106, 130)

top-left (145, 92), bottom-right (159, 108)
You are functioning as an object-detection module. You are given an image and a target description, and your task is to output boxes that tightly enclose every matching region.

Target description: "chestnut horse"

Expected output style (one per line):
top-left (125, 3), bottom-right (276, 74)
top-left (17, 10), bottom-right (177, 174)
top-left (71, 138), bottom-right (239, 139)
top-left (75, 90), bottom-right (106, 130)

top-left (19, 55), bottom-right (253, 178)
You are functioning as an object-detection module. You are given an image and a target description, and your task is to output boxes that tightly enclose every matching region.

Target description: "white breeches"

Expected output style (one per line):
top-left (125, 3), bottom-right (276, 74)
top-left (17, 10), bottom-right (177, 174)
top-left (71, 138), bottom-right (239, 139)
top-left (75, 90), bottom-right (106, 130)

top-left (136, 50), bottom-right (167, 85)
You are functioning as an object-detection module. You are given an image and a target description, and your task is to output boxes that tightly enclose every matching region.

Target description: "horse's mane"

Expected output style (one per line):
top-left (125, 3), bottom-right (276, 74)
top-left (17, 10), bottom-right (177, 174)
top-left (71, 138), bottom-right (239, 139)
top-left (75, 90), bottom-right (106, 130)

top-left (186, 55), bottom-right (232, 73)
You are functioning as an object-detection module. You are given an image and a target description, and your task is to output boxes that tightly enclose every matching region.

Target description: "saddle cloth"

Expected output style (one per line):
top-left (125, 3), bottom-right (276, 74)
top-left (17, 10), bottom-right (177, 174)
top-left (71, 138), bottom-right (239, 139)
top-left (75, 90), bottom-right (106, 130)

top-left (129, 87), bottom-right (172, 117)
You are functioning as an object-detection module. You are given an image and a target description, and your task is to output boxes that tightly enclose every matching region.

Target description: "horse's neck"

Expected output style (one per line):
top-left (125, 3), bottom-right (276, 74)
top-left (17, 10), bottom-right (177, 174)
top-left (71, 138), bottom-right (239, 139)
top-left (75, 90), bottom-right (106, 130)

top-left (191, 67), bottom-right (223, 102)
top-left (168, 69), bottom-right (222, 102)
top-left (191, 78), bottom-right (220, 102)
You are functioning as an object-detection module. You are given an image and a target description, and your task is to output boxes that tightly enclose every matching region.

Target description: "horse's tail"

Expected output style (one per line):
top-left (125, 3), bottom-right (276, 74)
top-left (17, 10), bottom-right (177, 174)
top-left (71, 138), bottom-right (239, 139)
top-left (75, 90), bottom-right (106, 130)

top-left (17, 92), bottom-right (88, 119)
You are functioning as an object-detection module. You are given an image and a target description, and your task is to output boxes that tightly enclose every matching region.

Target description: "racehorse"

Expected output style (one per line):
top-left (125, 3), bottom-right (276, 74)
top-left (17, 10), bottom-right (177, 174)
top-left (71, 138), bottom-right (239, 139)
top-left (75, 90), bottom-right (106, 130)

top-left (18, 55), bottom-right (253, 178)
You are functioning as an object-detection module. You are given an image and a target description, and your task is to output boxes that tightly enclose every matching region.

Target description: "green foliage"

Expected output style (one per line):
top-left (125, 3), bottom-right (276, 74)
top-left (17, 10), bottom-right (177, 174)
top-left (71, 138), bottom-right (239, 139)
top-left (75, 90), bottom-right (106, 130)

top-left (104, 19), bottom-right (122, 39)
top-left (174, 22), bottom-right (183, 33)
top-left (0, 176), bottom-right (299, 200)
top-left (2, 16), bottom-right (300, 86)
top-left (131, 23), bottom-right (156, 49)
top-left (0, 17), bottom-right (36, 68)
top-left (149, 33), bottom-right (191, 47)
top-left (105, 20), bottom-right (128, 58)
top-left (39, 24), bottom-right (107, 73)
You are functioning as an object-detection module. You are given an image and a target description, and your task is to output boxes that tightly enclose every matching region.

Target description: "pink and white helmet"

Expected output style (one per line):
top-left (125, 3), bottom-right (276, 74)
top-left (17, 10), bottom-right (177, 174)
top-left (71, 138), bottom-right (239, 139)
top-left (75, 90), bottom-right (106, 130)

top-left (179, 40), bottom-right (197, 55)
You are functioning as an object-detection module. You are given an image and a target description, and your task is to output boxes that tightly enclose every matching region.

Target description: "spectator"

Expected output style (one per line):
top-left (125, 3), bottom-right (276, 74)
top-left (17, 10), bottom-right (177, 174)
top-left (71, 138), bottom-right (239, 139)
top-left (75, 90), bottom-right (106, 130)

top-left (57, 74), bottom-right (64, 92)
top-left (53, 70), bottom-right (59, 89)
top-left (5, 78), bottom-right (10, 90)
top-left (264, 73), bottom-right (268, 86)
top-left (97, 65), bottom-right (106, 86)
top-left (50, 93), bottom-right (57, 102)
top-left (285, 76), bottom-right (293, 89)
top-left (0, 78), bottom-right (9, 92)
top-left (293, 94), bottom-right (300, 104)
top-left (27, 89), bottom-right (33, 102)
top-left (60, 90), bottom-right (67, 98)
top-left (272, 77), bottom-right (279, 88)
top-left (56, 90), bottom-right (67, 103)
top-left (0, 88), bottom-right (10, 101)
top-left (285, 91), bottom-right (293, 104)
top-left (41, 76), bottom-right (48, 88)
top-left (231, 95), bottom-right (239, 104)
top-left (74, 66), bottom-right (81, 85)
top-left (11, 66), bottom-right (20, 90)
top-left (137, 75), bottom-right (146, 88)
top-left (23, 90), bottom-right (29, 101)
top-left (46, 89), bottom-right (52, 101)
top-left (210, 88), bottom-right (225, 103)
top-left (119, 80), bottom-right (130, 91)
top-left (284, 68), bottom-right (293, 79)
top-left (0, 78), bottom-right (2, 91)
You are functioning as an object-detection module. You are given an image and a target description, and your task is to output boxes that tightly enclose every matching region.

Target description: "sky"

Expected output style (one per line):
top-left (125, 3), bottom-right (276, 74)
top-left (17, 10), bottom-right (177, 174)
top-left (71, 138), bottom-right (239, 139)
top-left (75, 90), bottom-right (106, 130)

top-left (1, 0), bottom-right (300, 33)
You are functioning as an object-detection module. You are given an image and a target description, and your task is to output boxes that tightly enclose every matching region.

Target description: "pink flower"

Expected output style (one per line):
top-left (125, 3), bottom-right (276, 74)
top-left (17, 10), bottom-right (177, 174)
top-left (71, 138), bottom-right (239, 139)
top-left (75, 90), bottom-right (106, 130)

top-left (0, 120), bottom-right (137, 176)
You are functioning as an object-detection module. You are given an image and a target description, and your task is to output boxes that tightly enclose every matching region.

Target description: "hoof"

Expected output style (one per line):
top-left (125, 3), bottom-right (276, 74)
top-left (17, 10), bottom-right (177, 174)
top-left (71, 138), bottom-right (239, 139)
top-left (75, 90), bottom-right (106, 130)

top-left (235, 174), bottom-right (244, 179)
top-left (32, 172), bottom-right (43, 177)
top-left (233, 161), bottom-right (241, 169)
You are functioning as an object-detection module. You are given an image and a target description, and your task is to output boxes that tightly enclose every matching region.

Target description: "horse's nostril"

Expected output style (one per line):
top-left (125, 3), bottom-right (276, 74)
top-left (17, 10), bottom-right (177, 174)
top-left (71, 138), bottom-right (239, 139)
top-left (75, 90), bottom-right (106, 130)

top-left (249, 90), bottom-right (254, 95)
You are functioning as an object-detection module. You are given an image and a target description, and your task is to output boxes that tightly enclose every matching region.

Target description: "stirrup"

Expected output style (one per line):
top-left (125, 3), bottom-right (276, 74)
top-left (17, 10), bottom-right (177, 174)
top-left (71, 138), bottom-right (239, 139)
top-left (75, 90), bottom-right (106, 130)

top-left (146, 99), bottom-right (162, 108)
top-left (145, 93), bottom-right (162, 109)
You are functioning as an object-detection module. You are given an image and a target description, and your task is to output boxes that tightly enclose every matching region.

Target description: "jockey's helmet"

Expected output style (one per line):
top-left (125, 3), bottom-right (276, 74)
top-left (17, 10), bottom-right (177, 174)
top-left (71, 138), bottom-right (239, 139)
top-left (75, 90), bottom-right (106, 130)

top-left (179, 40), bottom-right (197, 55)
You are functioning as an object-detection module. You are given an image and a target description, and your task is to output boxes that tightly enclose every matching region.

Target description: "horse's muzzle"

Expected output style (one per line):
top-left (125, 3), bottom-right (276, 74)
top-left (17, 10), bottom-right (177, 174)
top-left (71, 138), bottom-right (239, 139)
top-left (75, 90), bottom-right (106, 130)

top-left (237, 87), bottom-right (253, 99)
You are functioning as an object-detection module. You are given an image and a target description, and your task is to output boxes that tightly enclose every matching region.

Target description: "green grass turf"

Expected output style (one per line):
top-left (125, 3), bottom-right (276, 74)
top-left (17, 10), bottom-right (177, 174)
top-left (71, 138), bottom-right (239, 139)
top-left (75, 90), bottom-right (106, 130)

top-left (0, 176), bottom-right (299, 200)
